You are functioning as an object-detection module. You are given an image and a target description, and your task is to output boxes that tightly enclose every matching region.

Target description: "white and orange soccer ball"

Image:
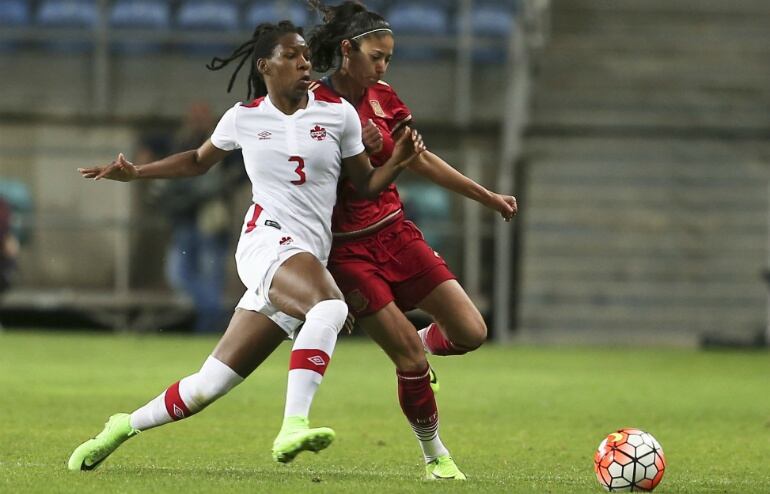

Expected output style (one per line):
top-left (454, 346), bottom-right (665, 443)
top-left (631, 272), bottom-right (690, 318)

top-left (594, 428), bottom-right (666, 492)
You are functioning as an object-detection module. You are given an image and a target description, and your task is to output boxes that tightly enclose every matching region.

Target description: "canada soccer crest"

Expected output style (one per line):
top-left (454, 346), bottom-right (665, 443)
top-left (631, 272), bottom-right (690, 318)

top-left (310, 125), bottom-right (327, 141)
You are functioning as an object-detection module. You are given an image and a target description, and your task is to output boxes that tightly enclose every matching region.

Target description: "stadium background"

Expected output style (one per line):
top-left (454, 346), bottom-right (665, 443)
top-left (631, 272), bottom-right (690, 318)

top-left (3, 1), bottom-right (770, 493)
top-left (2, 0), bottom-right (769, 347)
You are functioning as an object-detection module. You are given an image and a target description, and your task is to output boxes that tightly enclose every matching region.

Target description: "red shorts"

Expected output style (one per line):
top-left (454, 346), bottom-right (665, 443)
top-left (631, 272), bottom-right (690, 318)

top-left (328, 219), bottom-right (456, 317)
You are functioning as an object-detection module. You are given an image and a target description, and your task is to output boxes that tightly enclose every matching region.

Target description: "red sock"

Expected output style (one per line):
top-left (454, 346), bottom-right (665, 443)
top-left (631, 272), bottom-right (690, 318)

top-left (422, 323), bottom-right (468, 356)
top-left (397, 366), bottom-right (438, 439)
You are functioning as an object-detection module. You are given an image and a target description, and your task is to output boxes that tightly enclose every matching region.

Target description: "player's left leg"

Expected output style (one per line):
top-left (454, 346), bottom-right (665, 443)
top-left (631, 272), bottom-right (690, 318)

top-left (359, 304), bottom-right (465, 480)
top-left (415, 280), bottom-right (487, 356)
top-left (67, 309), bottom-right (286, 471)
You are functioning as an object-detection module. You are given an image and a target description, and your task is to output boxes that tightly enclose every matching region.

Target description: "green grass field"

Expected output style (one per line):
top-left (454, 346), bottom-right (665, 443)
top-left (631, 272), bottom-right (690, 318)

top-left (1, 330), bottom-right (769, 493)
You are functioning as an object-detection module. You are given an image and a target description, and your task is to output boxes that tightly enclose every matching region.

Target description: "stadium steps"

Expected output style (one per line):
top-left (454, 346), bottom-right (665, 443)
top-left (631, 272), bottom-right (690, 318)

top-left (518, 132), bottom-right (770, 340)
top-left (531, 0), bottom-right (770, 131)
top-left (519, 0), bottom-right (770, 344)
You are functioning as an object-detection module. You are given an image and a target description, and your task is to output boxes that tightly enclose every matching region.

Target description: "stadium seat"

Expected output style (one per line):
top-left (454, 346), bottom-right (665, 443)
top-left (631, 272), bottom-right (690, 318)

top-left (0, 0), bottom-right (30, 51)
top-left (465, 3), bottom-right (516, 63)
top-left (110, 0), bottom-right (169, 28)
top-left (36, 0), bottom-right (98, 27)
top-left (109, 0), bottom-right (171, 54)
top-left (175, 0), bottom-right (239, 54)
top-left (0, 0), bottom-right (30, 26)
top-left (243, 1), bottom-right (310, 31)
top-left (176, 0), bottom-right (239, 31)
top-left (36, 0), bottom-right (98, 53)
top-left (387, 2), bottom-right (450, 61)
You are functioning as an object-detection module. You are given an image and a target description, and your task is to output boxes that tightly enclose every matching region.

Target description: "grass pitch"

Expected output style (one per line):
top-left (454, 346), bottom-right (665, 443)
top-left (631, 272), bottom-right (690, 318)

top-left (1, 330), bottom-right (769, 493)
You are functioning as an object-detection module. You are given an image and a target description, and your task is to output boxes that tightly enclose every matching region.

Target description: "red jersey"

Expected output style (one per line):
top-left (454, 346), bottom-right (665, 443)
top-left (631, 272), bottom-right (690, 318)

top-left (317, 79), bottom-right (412, 234)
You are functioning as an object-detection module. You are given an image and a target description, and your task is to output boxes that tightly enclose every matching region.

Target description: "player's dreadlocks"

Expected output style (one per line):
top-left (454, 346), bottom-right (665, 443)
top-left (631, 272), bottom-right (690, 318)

top-left (207, 21), bottom-right (304, 101)
top-left (306, 0), bottom-right (392, 73)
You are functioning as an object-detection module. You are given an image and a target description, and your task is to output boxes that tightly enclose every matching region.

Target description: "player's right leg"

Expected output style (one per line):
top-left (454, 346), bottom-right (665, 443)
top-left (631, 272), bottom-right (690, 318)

top-left (67, 309), bottom-right (285, 471)
top-left (267, 252), bottom-right (349, 463)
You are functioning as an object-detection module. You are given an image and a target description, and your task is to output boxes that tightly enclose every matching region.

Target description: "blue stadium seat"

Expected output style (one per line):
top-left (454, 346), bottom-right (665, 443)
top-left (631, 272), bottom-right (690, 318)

top-left (387, 2), bottom-right (450, 61)
top-left (110, 0), bottom-right (169, 28)
top-left (36, 0), bottom-right (98, 52)
top-left (470, 4), bottom-right (515, 37)
top-left (243, 1), bottom-right (310, 31)
top-left (109, 0), bottom-right (170, 54)
top-left (36, 0), bottom-right (97, 27)
top-left (0, 0), bottom-right (30, 52)
top-left (465, 3), bottom-right (515, 63)
top-left (175, 0), bottom-right (239, 54)
top-left (0, 0), bottom-right (30, 26)
top-left (176, 0), bottom-right (239, 31)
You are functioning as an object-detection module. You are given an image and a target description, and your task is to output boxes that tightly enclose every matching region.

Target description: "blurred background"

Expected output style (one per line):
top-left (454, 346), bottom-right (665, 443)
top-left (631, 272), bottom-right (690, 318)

top-left (0, 0), bottom-right (768, 347)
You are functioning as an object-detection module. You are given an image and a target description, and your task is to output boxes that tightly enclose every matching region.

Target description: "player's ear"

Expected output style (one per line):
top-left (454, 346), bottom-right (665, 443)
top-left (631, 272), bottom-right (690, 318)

top-left (256, 58), bottom-right (270, 77)
top-left (340, 39), bottom-right (353, 58)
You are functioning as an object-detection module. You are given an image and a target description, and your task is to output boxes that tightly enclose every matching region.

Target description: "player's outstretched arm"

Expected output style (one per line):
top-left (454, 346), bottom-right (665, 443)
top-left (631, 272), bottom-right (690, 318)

top-left (410, 151), bottom-right (518, 222)
top-left (343, 127), bottom-right (425, 199)
top-left (77, 140), bottom-right (230, 182)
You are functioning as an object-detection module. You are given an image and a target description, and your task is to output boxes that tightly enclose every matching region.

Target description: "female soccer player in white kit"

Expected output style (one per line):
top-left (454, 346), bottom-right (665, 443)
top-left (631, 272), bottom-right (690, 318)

top-left (67, 21), bottom-right (424, 470)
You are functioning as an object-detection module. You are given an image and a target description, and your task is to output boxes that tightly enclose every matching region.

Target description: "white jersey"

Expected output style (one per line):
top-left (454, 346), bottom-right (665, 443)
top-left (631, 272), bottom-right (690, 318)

top-left (211, 87), bottom-right (365, 263)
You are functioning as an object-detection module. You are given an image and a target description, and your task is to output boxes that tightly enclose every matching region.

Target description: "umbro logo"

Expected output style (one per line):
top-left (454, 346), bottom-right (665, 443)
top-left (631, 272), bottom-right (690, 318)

top-left (307, 355), bottom-right (326, 366)
top-left (173, 404), bottom-right (186, 419)
top-left (279, 236), bottom-right (293, 245)
top-left (257, 130), bottom-right (272, 140)
top-left (310, 125), bottom-right (327, 141)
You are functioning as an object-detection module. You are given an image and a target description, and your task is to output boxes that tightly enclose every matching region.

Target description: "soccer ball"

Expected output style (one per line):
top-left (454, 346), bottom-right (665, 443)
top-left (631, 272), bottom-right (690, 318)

top-left (594, 428), bottom-right (666, 492)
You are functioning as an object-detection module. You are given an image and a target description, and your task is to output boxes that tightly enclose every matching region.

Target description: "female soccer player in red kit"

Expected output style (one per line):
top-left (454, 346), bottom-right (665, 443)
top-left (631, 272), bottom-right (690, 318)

top-left (305, 0), bottom-right (518, 481)
top-left (68, 21), bottom-right (424, 470)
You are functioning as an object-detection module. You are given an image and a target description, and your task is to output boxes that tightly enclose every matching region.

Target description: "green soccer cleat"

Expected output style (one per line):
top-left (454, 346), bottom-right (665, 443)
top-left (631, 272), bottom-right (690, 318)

top-left (428, 366), bottom-right (440, 394)
top-left (67, 413), bottom-right (139, 471)
top-left (271, 416), bottom-right (335, 463)
top-left (425, 455), bottom-right (467, 480)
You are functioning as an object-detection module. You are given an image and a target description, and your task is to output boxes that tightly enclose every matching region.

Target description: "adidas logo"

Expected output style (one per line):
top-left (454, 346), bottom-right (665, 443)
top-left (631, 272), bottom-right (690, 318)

top-left (307, 355), bottom-right (326, 366)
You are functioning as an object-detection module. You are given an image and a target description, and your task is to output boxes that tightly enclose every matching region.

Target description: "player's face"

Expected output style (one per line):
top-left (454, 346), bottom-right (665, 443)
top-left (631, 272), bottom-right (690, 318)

top-left (264, 33), bottom-right (312, 99)
top-left (349, 34), bottom-right (394, 87)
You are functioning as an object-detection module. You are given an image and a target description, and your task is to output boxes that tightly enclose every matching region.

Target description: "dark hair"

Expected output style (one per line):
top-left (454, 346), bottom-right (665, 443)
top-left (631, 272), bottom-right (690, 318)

top-left (306, 0), bottom-right (391, 73)
top-left (207, 21), bottom-right (304, 100)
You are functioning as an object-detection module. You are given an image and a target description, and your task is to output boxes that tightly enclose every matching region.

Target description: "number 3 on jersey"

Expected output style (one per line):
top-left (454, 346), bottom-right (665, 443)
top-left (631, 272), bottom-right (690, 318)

top-left (289, 156), bottom-right (305, 185)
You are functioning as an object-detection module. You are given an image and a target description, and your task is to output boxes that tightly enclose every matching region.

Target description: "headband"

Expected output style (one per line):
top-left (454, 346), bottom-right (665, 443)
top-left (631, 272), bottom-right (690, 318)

top-left (351, 28), bottom-right (393, 40)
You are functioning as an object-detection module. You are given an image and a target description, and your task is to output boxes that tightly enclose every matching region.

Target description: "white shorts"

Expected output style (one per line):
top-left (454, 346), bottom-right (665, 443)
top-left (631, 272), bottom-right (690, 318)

top-left (235, 205), bottom-right (310, 337)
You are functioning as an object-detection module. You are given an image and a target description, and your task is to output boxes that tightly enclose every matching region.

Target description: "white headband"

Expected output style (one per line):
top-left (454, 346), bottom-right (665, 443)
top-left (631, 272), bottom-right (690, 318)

top-left (351, 28), bottom-right (393, 40)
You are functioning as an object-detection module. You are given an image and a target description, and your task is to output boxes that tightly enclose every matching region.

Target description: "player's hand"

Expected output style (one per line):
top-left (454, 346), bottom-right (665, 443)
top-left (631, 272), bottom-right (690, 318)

top-left (392, 126), bottom-right (426, 168)
top-left (362, 119), bottom-right (384, 155)
top-left (78, 153), bottom-right (138, 182)
top-left (490, 193), bottom-right (517, 221)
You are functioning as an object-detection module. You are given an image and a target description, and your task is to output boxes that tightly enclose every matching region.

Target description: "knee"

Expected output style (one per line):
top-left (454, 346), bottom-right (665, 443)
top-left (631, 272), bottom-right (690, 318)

top-left (306, 298), bottom-right (349, 330)
top-left (450, 318), bottom-right (487, 352)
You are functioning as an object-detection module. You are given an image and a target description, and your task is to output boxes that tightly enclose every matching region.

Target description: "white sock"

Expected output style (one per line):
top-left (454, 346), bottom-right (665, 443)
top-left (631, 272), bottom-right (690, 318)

top-left (129, 356), bottom-right (243, 431)
top-left (283, 299), bottom-right (348, 421)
